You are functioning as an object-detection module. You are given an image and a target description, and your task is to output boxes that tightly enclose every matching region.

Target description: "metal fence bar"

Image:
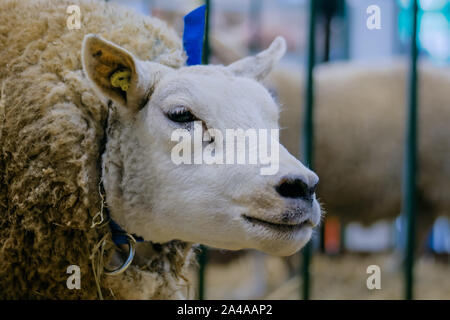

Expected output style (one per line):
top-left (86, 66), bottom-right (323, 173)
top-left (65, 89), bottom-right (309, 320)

top-left (197, 0), bottom-right (211, 301)
top-left (301, 0), bottom-right (317, 300)
top-left (403, 0), bottom-right (419, 300)
top-left (318, 1), bottom-right (332, 254)
top-left (197, 245), bottom-right (208, 300)
top-left (202, 0), bottom-right (211, 65)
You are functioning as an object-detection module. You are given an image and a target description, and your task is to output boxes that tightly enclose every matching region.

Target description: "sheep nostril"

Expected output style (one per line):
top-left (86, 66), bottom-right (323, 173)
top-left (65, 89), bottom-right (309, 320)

top-left (311, 181), bottom-right (318, 195)
top-left (275, 176), bottom-right (317, 200)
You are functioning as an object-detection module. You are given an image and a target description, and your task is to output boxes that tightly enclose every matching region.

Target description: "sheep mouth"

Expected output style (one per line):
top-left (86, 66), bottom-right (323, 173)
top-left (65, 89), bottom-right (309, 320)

top-left (242, 215), bottom-right (312, 232)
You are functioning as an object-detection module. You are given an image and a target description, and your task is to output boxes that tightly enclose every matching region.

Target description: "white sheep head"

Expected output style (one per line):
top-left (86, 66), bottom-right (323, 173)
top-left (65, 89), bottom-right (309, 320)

top-left (82, 34), bottom-right (321, 256)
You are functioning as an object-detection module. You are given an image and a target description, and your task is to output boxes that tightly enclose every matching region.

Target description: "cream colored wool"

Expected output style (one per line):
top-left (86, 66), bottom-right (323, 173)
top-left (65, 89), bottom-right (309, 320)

top-left (0, 0), bottom-right (191, 299)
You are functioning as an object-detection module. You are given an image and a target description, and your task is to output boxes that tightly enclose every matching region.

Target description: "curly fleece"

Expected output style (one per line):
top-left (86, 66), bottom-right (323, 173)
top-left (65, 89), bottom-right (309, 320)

top-left (0, 0), bottom-right (193, 299)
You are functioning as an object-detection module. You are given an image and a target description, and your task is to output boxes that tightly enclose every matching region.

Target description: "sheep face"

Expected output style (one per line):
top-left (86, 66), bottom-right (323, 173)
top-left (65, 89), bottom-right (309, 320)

top-left (82, 35), bottom-right (321, 256)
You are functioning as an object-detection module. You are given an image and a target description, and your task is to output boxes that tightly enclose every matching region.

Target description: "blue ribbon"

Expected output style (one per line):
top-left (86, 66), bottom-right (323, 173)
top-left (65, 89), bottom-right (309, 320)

top-left (183, 5), bottom-right (206, 66)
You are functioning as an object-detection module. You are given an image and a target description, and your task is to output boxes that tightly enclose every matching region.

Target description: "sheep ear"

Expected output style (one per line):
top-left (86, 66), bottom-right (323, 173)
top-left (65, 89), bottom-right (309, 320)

top-left (227, 36), bottom-right (286, 81)
top-left (82, 34), bottom-right (152, 111)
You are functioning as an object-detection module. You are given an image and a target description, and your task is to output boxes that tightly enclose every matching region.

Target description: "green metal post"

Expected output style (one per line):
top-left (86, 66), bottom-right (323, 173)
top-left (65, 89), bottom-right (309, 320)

top-left (301, 0), bottom-right (317, 300)
top-left (403, 0), bottom-right (419, 300)
top-left (249, 0), bottom-right (263, 52)
top-left (197, 0), bottom-right (211, 301)
top-left (318, 1), bottom-right (332, 254)
top-left (202, 0), bottom-right (211, 65)
top-left (197, 245), bottom-right (208, 300)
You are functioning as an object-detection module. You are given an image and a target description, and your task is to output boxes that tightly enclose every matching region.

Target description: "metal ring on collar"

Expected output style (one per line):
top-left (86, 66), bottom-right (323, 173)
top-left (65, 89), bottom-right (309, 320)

top-left (104, 233), bottom-right (136, 276)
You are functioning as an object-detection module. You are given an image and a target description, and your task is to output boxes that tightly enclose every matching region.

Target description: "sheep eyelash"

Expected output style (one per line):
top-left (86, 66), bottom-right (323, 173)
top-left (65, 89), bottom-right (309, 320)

top-left (166, 107), bottom-right (214, 143)
top-left (166, 106), bottom-right (199, 123)
top-left (168, 106), bottom-right (193, 116)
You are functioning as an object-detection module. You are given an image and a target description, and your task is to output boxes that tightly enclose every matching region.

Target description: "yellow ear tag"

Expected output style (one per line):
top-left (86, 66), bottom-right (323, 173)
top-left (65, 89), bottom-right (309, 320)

top-left (110, 69), bottom-right (131, 92)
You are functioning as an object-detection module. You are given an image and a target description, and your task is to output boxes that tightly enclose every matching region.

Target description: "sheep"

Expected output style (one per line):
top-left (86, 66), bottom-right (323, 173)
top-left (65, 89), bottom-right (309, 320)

top-left (271, 61), bottom-right (450, 248)
top-left (0, 0), bottom-right (321, 299)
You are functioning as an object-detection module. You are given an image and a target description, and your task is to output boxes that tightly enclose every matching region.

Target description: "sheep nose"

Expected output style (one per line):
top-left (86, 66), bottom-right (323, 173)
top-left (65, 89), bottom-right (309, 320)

top-left (275, 175), bottom-right (318, 200)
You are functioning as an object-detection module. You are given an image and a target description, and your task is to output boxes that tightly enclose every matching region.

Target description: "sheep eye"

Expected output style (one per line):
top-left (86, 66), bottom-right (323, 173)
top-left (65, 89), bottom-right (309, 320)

top-left (167, 107), bottom-right (197, 123)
